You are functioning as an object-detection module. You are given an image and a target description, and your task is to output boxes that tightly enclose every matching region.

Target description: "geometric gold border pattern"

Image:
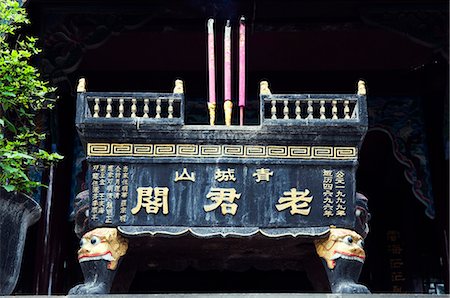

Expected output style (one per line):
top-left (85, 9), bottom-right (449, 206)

top-left (87, 143), bottom-right (357, 160)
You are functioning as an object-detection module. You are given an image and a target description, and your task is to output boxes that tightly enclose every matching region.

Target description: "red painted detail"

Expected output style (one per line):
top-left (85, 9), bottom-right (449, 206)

top-left (334, 250), bottom-right (365, 261)
top-left (78, 251), bottom-right (112, 260)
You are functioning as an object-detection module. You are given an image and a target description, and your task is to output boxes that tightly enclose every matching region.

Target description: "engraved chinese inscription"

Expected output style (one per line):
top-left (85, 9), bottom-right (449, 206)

top-left (120, 165), bottom-right (129, 222)
top-left (90, 164), bottom-right (129, 223)
top-left (252, 168), bottom-right (273, 183)
top-left (174, 168), bottom-right (196, 182)
top-left (323, 169), bottom-right (334, 217)
top-left (335, 171), bottom-right (347, 216)
top-left (131, 187), bottom-right (170, 215)
top-left (276, 188), bottom-right (313, 215)
top-left (322, 169), bottom-right (347, 217)
top-left (214, 168), bottom-right (236, 182)
top-left (204, 188), bottom-right (241, 215)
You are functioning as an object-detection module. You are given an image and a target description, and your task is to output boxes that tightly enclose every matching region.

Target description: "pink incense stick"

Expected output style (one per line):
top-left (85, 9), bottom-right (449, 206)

top-left (224, 20), bottom-right (231, 102)
top-left (207, 19), bottom-right (216, 104)
top-left (238, 16), bottom-right (246, 125)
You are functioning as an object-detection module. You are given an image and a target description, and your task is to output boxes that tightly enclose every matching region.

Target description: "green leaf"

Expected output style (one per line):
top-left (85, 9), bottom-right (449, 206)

top-left (51, 152), bottom-right (64, 160)
top-left (0, 0), bottom-right (61, 195)
top-left (3, 185), bottom-right (15, 192)
top-left (0, 163), bottom-right (18, 173)
top-left (4, 152), bottom-right (34, 159)
top-left (17, 170), bottom-right (30, 181)
top-left (1, 91), bottom-right (16, 97)
top-left (2, 118), bottom-right (16, 134)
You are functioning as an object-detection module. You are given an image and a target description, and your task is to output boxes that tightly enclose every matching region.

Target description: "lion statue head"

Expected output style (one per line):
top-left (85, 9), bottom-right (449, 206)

top-left (78, 228), bottom-right (128, 270)
top-left (315, 228), bottom-right (365, 270)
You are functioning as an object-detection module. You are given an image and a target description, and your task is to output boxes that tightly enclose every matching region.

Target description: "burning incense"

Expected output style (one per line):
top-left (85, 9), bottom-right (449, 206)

top-left (224, 20), bottom-right (231, 102)
top-left (224, 20), bottom-right (233, 126)
top-left (207, 18), bottom-right (216, 125)
top-left (238, 16), bottom-right (246, 126)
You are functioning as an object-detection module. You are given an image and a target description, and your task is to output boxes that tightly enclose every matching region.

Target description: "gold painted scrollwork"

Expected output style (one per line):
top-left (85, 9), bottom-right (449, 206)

top-left (87, 143), bottom-right (357, 160)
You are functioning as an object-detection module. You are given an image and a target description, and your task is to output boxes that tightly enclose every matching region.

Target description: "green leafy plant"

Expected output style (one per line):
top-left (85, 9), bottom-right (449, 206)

top-left (0, 0), bottom-right (63, 194)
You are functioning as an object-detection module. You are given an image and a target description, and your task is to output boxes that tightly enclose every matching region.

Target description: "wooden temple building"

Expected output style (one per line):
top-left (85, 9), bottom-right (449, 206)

top-left (8, 0), bottom-right (449, 294)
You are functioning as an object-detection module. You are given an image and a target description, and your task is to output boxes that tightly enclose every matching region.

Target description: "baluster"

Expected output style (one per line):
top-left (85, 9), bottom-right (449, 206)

top-left (143, 98), bottom-right (149, 118)
top-left (344, 100), bottom-right (350, 119)
top-left (131, 98), bottom-right (137, 117)
top-left (307, 100), bottom-right (313, 119)
top-left (93, 98), bottom-right (100, 118)
top-left (271, 100), bottom-right (277, 119)
top-left (283, 100), bottom-right (289, 119)
top-left (332, 100), bottom-right (338, 119)
top-left (118, 98), bottom-right (124, 118)
top-left (319, 100), bottom-right (326, 119)
top-left (168, 98), bottom-right (174, 118)
top-left (295, 100), bottom-right (301, 119)
top-left (156, 98), bottom-right (162, 118)
top-left (106, 98), bottom-right (112, 118)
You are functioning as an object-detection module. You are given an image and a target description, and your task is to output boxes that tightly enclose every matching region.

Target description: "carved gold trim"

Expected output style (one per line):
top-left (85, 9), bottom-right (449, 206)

top-left (223, 145), bottom-right (244, 156)
top-left (246, 145), bottom-right (266, 157)
top-left (112, 143), bottom-right (133, 155)
top-left (154, 144), bottom-right (176, 156)
top-left (268, 146), bottom-right (288, 157)
top-left (88, 143), bottom-right (111, 155)
top-left (335, 147), bottom-right (357, 158)
top-left (289, 146), bottom-right (311, 158)
top-left (200, 144), bottom-right (222, 155)
top-left (313, 147), bottom-right (333, 158)
top-left (178, 144), bottom-right (199, 156)
top-left (134, 144), bottom-right (153, 155)
top-left (87, 143), bottom-right (357, 160)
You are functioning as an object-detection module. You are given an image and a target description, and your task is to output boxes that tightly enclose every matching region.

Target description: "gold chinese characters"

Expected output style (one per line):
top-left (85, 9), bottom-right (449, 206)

top-left (276, 188), bottom-right (313, 215)
top-left (252, 168), bottom-right (273, 182)
top-left (131, 187), bottom-right (169, 215)
top-left (174, 168), bottom-right (196, 182)
top-left (91, 164), bottom-right (129, 223)
top-left (91, 164), bottom-right (354, 221)
top-left (214, 168), bottom-right (236, 182)
top-left (321, 169), bottom-right (347, 218)
top-left (204, 188), bottom-right (242, 215)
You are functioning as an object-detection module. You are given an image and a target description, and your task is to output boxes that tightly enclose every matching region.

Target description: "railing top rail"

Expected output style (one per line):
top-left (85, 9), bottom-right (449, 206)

top-left (262, 94), bottom-right (359, 101)
top-left (258, 81), bottom-right (367, 124)
top-left (76, 79), bottom-right (186, 124)
top-left (84, 92), bottom-right (183, 99)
